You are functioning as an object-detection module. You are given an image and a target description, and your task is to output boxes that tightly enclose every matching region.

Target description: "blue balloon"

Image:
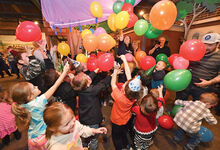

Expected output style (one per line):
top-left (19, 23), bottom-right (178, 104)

top-left (199, 126), bottom-right (213, 142)
top-left (89, 29), bottom-right (94, 34)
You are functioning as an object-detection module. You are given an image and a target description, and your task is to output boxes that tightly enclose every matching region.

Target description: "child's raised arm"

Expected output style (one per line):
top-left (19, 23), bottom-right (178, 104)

top-left (120, 55), bottom-right (131, 80)
top-left (44, 63), bottom-right (69, 100)
top-left (111, 62), bottom-right (121, 89)
top-left (157, 85), bottom-right (164, 98)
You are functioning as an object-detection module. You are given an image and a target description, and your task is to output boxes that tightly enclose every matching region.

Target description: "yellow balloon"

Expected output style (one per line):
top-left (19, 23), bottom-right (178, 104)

top-left (108, 13), bottom-right (117, 32)
top-left (57, 42), bottom-right (70, 56)
top-left (76, 54), bottom-right (87, 63)
top-left (115, 11), bottom-right (129, 30)
top-left (90, 1), bottom-right (103, 18)
top-left (81, 29), bottom-right (92, 39)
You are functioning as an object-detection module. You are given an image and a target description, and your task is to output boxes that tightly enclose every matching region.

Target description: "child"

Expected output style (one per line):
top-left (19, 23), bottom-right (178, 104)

top-left (10, 63), bottom-right (69, 150)
top-left (70, 68), bottom-right (111, 149)
top-left (111, 55), bottom-right (143, 150)
top-left (131, 94), bottom-right (159, 150)
top-left (44, 102), bottom-right (107, 150)
top-left (173, 92), bottom-right (218, 150)
top-left (0, 91), bottom-right (21, 146)
top-left (151, 60), bottom-right (167, 90)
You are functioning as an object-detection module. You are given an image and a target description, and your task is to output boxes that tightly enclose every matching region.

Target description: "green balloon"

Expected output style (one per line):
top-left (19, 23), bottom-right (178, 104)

top-left (124, 0), bottom-right (136, 6)
top-left (113, 1), bottom-right (124, 14)
top-left (156, 53), bottom-right (168, 63)
top-left (145, 24), bottom-right (163, 39)
top-left (145, 65), bottom-right (155, 76)
top-left (172, 105), bottom-right (184, 116)
top-left (164, 69), bottom-right (192, 92)
top-left (134, 19), bottom-right (148, 36)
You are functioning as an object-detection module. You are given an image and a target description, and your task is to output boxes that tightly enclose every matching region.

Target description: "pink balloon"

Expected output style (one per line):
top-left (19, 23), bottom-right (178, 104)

top-left (168, 54), bottom-right (179, 66)
top-left (173, 56), bottom-right (189, 69)
top-left (180, 39), bottom-right (206, 61)
top-left (125, 53), bottom-right (133, 62)
top-left (94, 27), bottom-right (107, 36)
top-left (139, 56), bottom-right (156, 70)
top-left (97, 53), bottom-right (115, 71)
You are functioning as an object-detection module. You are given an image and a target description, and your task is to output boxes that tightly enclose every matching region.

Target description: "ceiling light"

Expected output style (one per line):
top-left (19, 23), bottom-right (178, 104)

top-left (34, 21), bottom-right (39, 25)
top-left (139, 10), bottom-right (144, 16)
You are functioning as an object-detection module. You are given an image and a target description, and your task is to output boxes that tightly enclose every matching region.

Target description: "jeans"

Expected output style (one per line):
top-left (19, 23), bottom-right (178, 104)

top-left (82, 124), bottom-right (99, 150)
top-left (174, 127), bottom-right (201, 150)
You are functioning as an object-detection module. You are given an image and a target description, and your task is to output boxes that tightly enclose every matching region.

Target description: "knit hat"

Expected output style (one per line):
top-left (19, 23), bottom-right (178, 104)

top-left (202, 33), bottom-right (220, 44)
top-left (129, 76), bottom-right (141, 92)
top-left (69, 58), bottom-right (80, 67)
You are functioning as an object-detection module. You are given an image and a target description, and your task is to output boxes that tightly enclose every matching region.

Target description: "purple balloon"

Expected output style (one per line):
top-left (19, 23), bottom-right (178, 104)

top-left (94, 27), bottom-right (106, 36)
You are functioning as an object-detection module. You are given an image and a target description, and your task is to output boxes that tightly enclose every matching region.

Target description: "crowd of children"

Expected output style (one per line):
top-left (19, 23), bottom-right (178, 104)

top-left (0, 35), bottom-right (219, 150)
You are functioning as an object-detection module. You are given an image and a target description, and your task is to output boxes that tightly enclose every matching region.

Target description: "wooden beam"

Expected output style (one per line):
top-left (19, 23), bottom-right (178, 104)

top-left (0, 0), bottom-right (32, 6)
top-left (0, 12), bottom-right (41, 18)
top-left (11, 4), bottom-right (22, 13)
top-left (30, 0), bottom-right (41, 10)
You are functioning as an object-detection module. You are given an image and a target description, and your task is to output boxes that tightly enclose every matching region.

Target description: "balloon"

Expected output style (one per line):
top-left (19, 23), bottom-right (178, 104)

top-left (76, 54), bottom-right (87, 63)
top-left (108, 13), bottom-right (117, 32)
top-left (89, 28), bottom-right (94, 34)
top-left (57, 42), bottom-right (70, 56)
top-left (97, 52), bottom-right (104, 57)
top-left (171, 105), bottom-right (184, 116)
top-left (97, 33), bottom-right (112, 52)
top-left (158, 115), bottom-right (174, 130)
top-left (179, 39), bottom-right (206, 61)
top-left (168, 54), bottom-right (179, 66)
top-left (16, 21), bottom-right (42, 42)
top-left (200, 126), bottom-right (214, 142)
top-left (97, 53), bottom-right (115, 71)
top-left (115, 11), bottom-right (130, 30)
top-left (81, 29), bottom-right (92, 39)
top-left (145, 65), bottom-right (156, 76)
top-left (83, 34), bottom-right (97, 52)
top-left (139, 56), bottom-right (156, 70)
top-left (90, 54), bottom-right (97, 58)
top-left (149, 0), bottom-right (177, 30)
top-left (125, 53), bottom-right (133, 62)
top-left (127, 13), bottom-right (138, 28)
top-left (124, 0), bottom-right (135, 6)
top-left (90, 1), bottom-right (103, 18)
top-left (164, 69), bottom-right (192, 91)
top-left (145, 24), bottom-right (163, 39)
top-left (173, 56), bottom-right (189, 70)
top-left (156, 53), bottom-right (168, 63)
top-left (87, 57), bottom-right (98, 71)
top-left (135, 50), bottom-right (146, 62)
top-left (121, 3), bottom-right (133, 13)
top-left (134, 19), bottom-right (148, 36)
top-left (113, 0), bottom-right (124, 14)
top-left (94, 27), bottom-right (106, 36)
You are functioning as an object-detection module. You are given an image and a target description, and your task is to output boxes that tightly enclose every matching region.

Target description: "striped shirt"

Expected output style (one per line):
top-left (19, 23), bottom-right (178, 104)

top-left (190, 50), bottom-right (220, 86)
top-left (174, 100), bottom-right (217, 133)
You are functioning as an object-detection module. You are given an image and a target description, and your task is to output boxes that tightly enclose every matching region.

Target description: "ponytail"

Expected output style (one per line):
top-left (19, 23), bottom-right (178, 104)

top-left (11, 103), bottom-right (30, 128)
top-left (45, 128), bottom-right (54, 139)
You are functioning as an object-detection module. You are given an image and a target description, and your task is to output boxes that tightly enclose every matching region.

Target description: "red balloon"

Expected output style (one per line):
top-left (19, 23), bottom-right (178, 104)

top-left (121, 3), bottom-right (133, 13)
top-left (87, 57), bottom-right (98, 71)
top-left (97, 53), bottom-right (115, 71)
top-left (139, 56), bottom-right (156, 70)
top-left (97, 52), bottom-right (104, 58)
top-left (180, 39), bottom-right (206, 61)
top-left (90, 54), bottom-right (97, 58)
top-left (168, 54), bottom-right (179, 66)
top-left (158, 115), bottom-right (174, 130)
top-left (173, 56), bottom-right (189, 70)
top-left (127, 13), bottom-right (138, 28)
top-left (16, 21), bottom-right (42, 42)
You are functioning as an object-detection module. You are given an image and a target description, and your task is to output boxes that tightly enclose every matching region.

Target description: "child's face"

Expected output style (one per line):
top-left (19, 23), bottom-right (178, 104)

top-left (57, 109), bottom-right (76, 134)
top-left (19, 53), bottom-right (29, 65)
top-left (82, 73), bottom-right (92, 87)
top-left (155, 61), bottom-right (166, 71)
top-left (29, 83), bottom-right (41, 99)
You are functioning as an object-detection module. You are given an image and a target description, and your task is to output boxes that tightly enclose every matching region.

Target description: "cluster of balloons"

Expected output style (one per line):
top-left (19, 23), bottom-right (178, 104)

top-left (158, 115), bottom-right (174, 130)
top-left (16, 21), bottom-right (42, 42)
top-left (108, 0), bottom-right (138, 31)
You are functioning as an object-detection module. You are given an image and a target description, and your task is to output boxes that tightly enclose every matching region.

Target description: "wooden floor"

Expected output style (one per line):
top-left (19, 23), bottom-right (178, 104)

top-left (1, 75), bottom-right (220, 150)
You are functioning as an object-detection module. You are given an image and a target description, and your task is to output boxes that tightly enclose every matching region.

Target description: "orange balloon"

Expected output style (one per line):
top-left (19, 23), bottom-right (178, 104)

top-left (83, 34), bottom-right (97, 52)
top-left (97, 33), bottom-right (112, 52)
top-left (149, 0), bottom-right (177, 30)
top-left (135, 50), bottom-right (146, 62)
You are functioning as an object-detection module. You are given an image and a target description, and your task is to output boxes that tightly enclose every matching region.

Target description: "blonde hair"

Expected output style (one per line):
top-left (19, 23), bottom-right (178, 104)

top-left (10, 82), bottom-right (32, 127)
top-left (200, 92), bottom-right (218, 105)
top-left (70, 72), bottom-right (88, 91)
top-left (150, 89), bottom-right (159, 99)
top-left (43, 102), bottom-right (74, 139)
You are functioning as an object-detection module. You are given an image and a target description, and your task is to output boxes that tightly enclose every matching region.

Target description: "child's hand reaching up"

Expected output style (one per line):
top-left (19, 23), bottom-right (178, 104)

top-left (119, 55), bottom-right (126, 62)
top-left (63, 63), bottom-right (70, 73)
top-left (157, 85), bottom-right (163, 98)
top-left (92, 127), bottom-right (107, 134)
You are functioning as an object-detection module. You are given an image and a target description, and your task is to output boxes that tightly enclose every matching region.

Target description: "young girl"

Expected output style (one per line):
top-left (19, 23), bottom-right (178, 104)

top-left (10, 63), bottom-right (69, 150)
top-left (0, 91), bottom-right (21, 146)
top-left (111, 55), bottom-right (143, 150)
top-left (44, 102), bottom-right (107, 150)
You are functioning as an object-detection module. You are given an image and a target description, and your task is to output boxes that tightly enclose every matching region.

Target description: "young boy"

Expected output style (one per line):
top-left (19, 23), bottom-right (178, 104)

top-left (173, 92), bottom-right (218, 150)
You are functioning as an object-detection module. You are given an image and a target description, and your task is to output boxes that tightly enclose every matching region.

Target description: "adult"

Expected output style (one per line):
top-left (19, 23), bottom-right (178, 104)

top-left (6, 46), bottom-right (20, 79)
top-left (176, 32), bottom-right (220, 115)
top-left (118, 33), bottom-right (134, 56)
top-left (132, 41), bottom-right (141, 56)
top-left (148, 37), bottom-right (171, 58)
top-left (0, 52), bottom-right (12, 78)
